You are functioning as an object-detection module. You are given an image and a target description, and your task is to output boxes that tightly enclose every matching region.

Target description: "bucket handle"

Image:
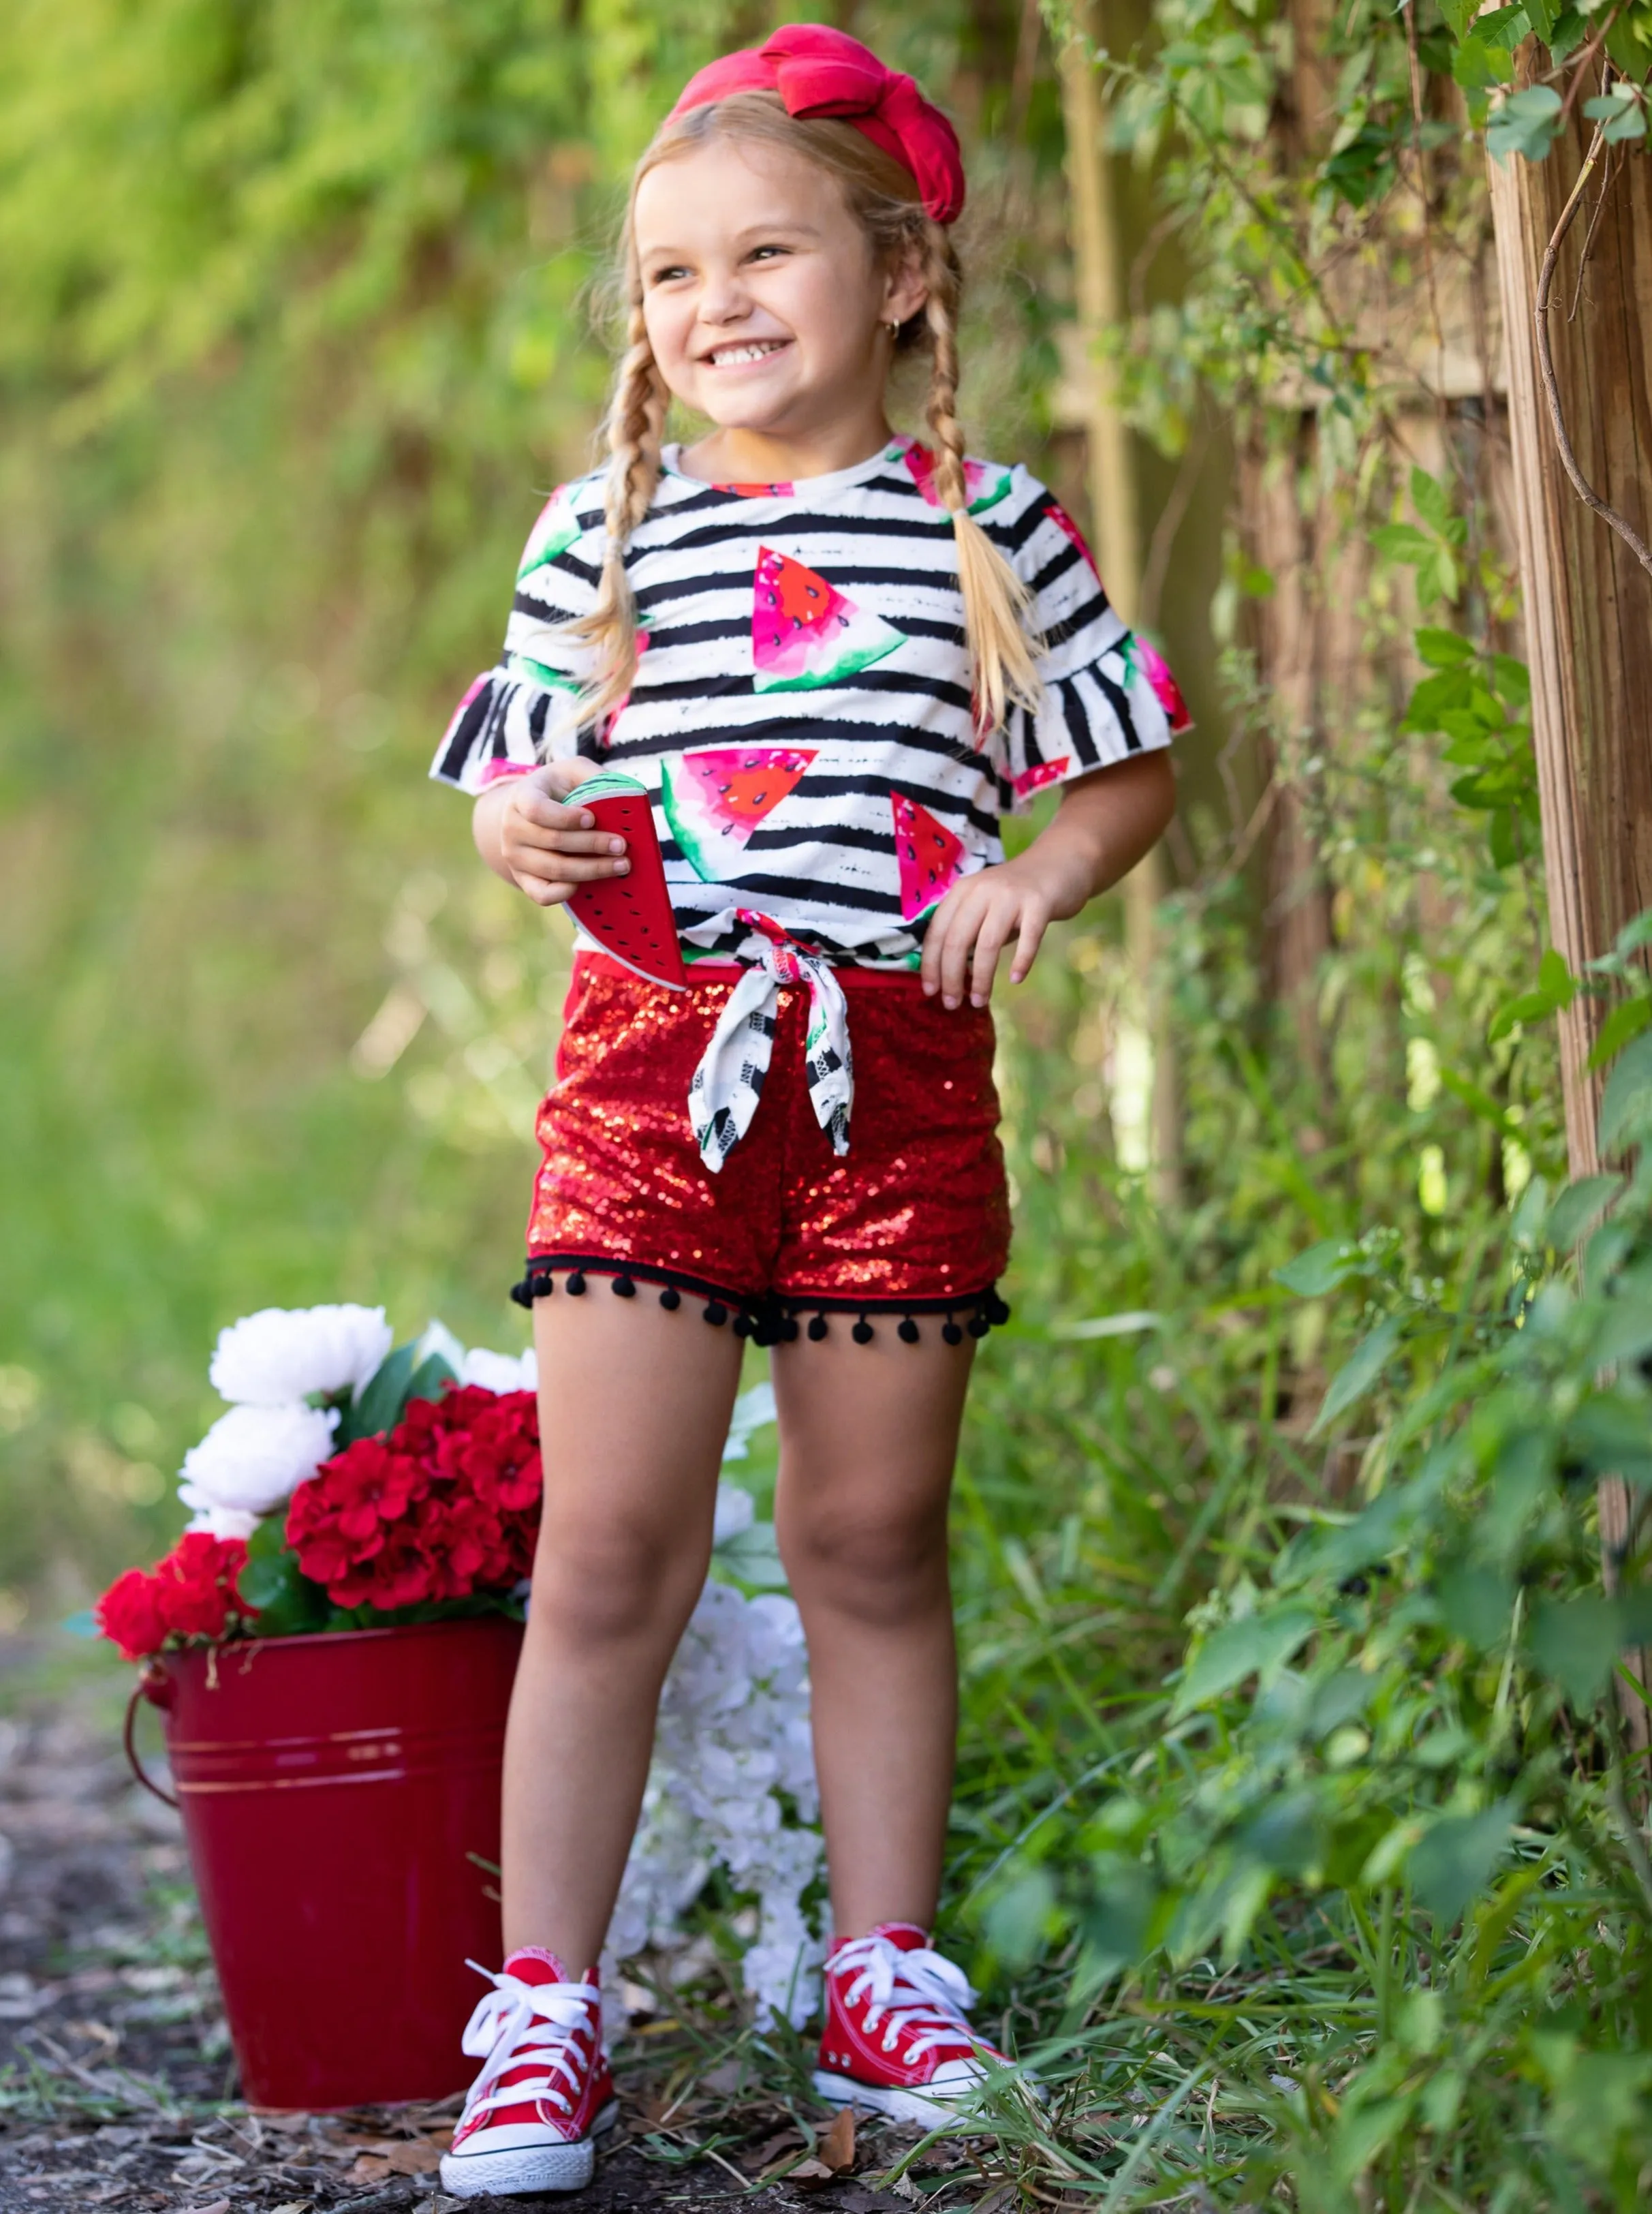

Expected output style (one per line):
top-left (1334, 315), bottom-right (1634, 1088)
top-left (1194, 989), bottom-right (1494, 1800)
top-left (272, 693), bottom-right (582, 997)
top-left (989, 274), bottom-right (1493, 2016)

top-left (123, 1666), bottom-right (179, 1810)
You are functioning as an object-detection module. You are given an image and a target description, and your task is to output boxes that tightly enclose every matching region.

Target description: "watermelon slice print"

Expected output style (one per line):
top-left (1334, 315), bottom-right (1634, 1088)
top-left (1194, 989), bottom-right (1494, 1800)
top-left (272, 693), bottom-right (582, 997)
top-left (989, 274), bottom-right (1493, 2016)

top-left (890, 793), bottom-right (967, 923)
top-left (752, 547), bottom-right (903, 692)
top-left (713, 478), bottom-right (794, 497)
top-left (661, 745), bottom-right (818, 881)
top-left (516, 489), bottom-right (580, 582)
top-left (1044, 501), bottom-right (1102, 581)
top-left (1123, 634), bottom-right (1191, 732)
top-left (903, 443), bottom-right (1013, 517)
top-left (1012, 756), bottom-right (1072, 801)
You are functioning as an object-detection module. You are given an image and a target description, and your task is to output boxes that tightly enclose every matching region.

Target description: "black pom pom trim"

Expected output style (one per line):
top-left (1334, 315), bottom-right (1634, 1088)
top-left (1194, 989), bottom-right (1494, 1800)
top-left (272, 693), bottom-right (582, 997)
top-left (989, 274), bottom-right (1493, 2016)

top-left (510, 1277), bottom-right (534, 1310)
top-left (968, 1311), bottom-right (990, 1338)
top-left (852, 1317), bottom-right (875, 1345)
top-left (732, 1311), bottom-right (754, 1339)
top-left (567, 1271), bottom-right (587, 1296)
top-left (986, 1291), bottom-right (1012, 1327)
top-left (942, 1319), bottom-right (964, 1346)
top-left (898, 1317), bottom-right (921, 1344)
top-left (807, 1314), bottom-right (829, 1342)
top-left (781, 1314), bottom-right (800, 1341)
top-left (612, 1274), bottom-right (637, 1298)
top-left (704, 1302), bottom-right (729, 1327)
top-left (659, 1285), bottom-right (681, 1311)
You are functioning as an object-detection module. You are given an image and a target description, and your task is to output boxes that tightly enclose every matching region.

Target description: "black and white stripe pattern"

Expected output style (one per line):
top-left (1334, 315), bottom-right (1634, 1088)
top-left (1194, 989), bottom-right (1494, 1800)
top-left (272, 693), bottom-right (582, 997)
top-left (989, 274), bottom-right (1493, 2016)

top-left (431, 439), bottom-right (1180, 968)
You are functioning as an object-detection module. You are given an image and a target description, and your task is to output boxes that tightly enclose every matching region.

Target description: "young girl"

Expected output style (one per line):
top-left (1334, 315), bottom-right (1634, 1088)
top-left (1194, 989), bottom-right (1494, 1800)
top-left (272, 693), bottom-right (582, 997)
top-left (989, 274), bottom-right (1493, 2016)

top-left (430, 25), bottom-right (1183, 2200)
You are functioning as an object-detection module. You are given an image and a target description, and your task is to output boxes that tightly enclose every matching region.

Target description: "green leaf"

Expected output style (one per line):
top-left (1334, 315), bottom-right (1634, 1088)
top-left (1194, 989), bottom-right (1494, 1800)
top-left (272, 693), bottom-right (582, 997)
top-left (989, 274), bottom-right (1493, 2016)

top-left (1436, 1564), bottom-right (1516, 1649)
top-left (1414, 626), bottom-right (1476, 669)
top-left (1598, 1028), bottom-right (1652, 1153)
top-left (236, 1518), bottom-right (331, 1639)
top-left (1486, 84), bottom-right (1565, 164)
top-left (1437, 0), bottom-right (1478, 36)
top-left (1545, 8), bottom-right (1587, 63)
top-left (1528, 1593), bottom-right (1625, 1708)
top-left (345, 1341), bottom-right (416, 1444)
top-left (1588, 996), bottom-right (1652, 1073)
top-left (1309, 1312), bottom-right (1403, 1439)
top-left (1273, 1238), bottom-right (1367, 1297)
top-left (1612, 909), bottom-right (1652, 960)
top-left (1546, 1173), bottom-right (1623, 1250)
top-left (983, 1868), bottom-right (1057, 1969)
top-left (1437, 1067), bottom-right (1523, 1141)
top-left (1409, 1800), bottom-right (1515, 1922)
top-left (1171, 1606), bottom-right (1317, 1718)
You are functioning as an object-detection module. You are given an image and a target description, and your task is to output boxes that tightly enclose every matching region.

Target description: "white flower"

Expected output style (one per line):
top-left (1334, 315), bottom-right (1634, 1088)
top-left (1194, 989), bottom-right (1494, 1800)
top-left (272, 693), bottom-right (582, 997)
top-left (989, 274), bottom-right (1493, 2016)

top-left (713, 1483), bottom-right (755, 1545)
top-left (182, 1501), bottom-right (260, 1543)
top-left (721, 1381), bottom-right (777, 1463)
top-left (460, 1346), bottom-right (538, 1394)
top-left (179, 1402), bottom-right (339, 1516)
top-left (209, 1305), bottom-right (393, 1405)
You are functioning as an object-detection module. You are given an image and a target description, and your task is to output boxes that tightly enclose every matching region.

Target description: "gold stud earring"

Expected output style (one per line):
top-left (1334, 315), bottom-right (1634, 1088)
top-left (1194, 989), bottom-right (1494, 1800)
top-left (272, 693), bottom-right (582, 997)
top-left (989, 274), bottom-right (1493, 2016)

top-left (886, 319), bottom-right (901, 339)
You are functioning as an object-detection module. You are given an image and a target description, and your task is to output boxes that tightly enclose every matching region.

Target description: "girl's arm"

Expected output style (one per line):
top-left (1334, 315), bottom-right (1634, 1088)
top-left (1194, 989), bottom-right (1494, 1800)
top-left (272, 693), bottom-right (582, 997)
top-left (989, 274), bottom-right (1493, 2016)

top-left (920, 752), bottom-right (1176, 1009)
top-left (473, 761), bottom-right (632, 906)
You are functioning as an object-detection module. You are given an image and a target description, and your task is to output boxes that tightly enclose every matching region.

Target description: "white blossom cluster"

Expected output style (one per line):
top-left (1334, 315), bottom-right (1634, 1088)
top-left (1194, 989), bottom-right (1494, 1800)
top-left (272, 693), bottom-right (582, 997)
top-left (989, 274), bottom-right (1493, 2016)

top-left (606, 1571), bottom-right (823, 2029)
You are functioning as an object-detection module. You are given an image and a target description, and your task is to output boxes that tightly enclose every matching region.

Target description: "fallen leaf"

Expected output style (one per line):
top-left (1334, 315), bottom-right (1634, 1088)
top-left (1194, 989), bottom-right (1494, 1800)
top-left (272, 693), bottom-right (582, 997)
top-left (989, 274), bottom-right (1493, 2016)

top-left (788, 2157), bottom-right (838, 2187)
top-left (820, 2107), bottom-right (856, 2173)
top-left (181, 2201), bottom-right (232, 2214)
top-left (347, 2153), bottom-right (394, 2183)
top-left (384, 2140), bottom-right (443, 2174)
top-left (745, 2127), bottom-right (804, 2173)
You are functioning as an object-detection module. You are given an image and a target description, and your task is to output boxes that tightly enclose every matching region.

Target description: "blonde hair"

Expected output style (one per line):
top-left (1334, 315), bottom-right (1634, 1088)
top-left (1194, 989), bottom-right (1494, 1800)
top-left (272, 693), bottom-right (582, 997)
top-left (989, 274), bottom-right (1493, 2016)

top-left (570, 92), bottom-right (1041, 736)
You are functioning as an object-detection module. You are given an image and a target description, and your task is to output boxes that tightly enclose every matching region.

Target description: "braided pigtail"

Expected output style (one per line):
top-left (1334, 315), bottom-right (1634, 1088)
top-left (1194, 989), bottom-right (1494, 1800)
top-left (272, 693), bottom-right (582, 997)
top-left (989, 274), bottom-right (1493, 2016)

top-left (568, 294), bottom-right (670, 731)
top-left (919, 221), bottom-right (1042, 735)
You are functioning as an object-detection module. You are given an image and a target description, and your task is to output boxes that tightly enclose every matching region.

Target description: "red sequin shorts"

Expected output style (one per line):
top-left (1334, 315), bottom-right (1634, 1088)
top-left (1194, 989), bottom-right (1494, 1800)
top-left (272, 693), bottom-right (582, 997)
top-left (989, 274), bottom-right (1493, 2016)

top-left (512, 954), bottom-right (1012, 1348)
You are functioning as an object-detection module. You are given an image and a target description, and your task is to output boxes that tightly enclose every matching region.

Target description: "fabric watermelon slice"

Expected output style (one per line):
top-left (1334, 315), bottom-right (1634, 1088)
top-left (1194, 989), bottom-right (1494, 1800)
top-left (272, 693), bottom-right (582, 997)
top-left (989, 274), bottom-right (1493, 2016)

top-left (516, 489), bottom-right (580, 582)
top-left (1123, 634), bottom-right (1192, 732)
top-left (752, 547), bottom-right (903, 692)
top-left (564, 769), bottom-right (686, 989)
top-left (1043, 501), bottom-right (1102, 581)
top-left (661, 745), bottom-right (818, 881)
top-left (890, 793), bottom-right (967, 923)
top-left (903, 443), bottom-right (1013, 517)
top-left (1012, 756), bottom-right (1072, 801)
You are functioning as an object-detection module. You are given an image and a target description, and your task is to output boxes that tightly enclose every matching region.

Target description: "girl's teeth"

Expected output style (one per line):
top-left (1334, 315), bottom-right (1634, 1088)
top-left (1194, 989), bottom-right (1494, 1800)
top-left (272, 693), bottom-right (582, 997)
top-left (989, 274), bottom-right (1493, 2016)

top-left (713, 344), bottom-right (780, 365)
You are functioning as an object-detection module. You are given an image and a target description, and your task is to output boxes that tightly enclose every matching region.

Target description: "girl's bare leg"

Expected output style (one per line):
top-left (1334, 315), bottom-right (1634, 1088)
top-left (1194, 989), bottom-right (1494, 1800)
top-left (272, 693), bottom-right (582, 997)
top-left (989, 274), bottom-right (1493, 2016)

top-left (770, 1330), bottom-right (975, 1937)
top-left (502, 1295), bottom-right (744, 1967)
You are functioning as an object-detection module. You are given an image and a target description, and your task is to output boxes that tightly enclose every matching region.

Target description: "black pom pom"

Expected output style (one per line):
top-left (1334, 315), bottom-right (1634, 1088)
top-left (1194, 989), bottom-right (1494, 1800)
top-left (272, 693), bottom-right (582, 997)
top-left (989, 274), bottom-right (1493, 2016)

top-left (807, 1314), bottom-right (829, 1342)
top-left (659, 1285), bottom-right (681, 1311)
top-left (898, 1317), bottom-right (921, 1344)
top-left (852, 1318), bottom-right (875, 1345)
top-left (968, 1312), bottom-right (990, 1338)
top-left (510, 1276), bottom-right (534, 1310)
top-left (612, 1275), bottom-right (636, 1298)
top-left (566, 1271), bottom-right (587, 1296)
top-left (942, 1320), bottom-right (964, 1346)
top-left (704, 1301), bottom-right (728, 1326)
top-left (782, 1315), bottom-right (800, 1341)
top-left (732, 1311), bottom-right (753, 1339)
top-left (986, 1291), bottom-right (1012, 1326)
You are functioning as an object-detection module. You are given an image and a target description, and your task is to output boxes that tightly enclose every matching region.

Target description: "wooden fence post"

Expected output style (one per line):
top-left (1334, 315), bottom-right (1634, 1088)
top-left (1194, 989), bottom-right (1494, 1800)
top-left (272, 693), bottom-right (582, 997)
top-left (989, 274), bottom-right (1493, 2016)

top-left (1487, 71), bottom-right (1652, 1749)
top-left (1059, 5), bottom-right (1182, 1203)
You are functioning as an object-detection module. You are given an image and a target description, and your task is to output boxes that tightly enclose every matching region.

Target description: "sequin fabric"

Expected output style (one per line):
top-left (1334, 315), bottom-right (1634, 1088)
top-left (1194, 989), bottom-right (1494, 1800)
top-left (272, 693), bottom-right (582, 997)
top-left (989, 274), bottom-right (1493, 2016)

top-left (525, 959), bottom-right (1010, 1309)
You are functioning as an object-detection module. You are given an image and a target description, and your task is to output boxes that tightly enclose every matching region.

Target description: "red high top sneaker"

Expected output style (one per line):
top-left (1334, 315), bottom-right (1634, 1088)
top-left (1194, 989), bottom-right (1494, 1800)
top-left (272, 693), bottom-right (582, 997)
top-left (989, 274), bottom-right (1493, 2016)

top-left (439, 1949), bottom-right (618, 2198)
top-left (813, 1922), bottom-right (1011, 2130)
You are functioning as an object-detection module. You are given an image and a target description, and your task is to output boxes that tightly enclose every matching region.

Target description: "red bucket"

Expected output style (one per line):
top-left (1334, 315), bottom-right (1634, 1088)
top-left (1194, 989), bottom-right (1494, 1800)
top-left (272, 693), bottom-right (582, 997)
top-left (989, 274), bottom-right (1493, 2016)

top-left (129, 1616), bottom-right (523, 2110)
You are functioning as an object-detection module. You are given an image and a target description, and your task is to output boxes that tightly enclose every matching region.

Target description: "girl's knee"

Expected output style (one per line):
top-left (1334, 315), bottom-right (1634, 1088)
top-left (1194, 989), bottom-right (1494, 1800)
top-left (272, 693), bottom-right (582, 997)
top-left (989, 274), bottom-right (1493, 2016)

top-left (777, 1492), bottom-right (948, 1619)
top-left (530, 1515), bottom-right (706, 1646)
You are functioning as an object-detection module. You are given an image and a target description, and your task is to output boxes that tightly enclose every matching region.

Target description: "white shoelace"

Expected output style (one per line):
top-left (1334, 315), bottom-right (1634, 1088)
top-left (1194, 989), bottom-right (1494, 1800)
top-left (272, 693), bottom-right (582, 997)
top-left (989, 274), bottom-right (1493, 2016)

top-left (456, 1961), bottom-right (601, 2129)
top-left (831, 1935), bottom-right (980, 2066)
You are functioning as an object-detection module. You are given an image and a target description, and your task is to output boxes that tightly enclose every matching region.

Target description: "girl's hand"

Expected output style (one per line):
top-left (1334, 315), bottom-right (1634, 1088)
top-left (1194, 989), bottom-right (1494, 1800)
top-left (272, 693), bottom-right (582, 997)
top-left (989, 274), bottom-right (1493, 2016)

top-left (473, 762), bottom-right (631, 908)
top-left (920, 853), bottom-right (1076, 1009)
top-left (920, 753), bottom-right (1176, 1007)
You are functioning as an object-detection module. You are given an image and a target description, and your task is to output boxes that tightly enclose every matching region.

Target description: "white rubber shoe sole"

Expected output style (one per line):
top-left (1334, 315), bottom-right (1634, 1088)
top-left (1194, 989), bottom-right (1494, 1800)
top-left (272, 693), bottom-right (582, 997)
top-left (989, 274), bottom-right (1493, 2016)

top-left (812, 2067), bottom-right (986, 2132)
top-left (439, 2097), bottom-right (619, 2198)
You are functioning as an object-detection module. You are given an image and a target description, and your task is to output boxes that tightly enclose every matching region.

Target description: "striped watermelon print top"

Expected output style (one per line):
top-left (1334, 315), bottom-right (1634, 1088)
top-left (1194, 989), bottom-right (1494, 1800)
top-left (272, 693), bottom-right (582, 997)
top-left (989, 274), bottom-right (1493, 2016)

top-left (431, 434), bottom-right (1188, 970)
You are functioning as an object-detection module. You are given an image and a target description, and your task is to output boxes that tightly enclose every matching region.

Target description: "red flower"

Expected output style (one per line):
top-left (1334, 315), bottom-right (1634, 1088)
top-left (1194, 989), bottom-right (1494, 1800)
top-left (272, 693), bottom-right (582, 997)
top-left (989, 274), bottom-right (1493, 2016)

top-left (288, 1385), bottom-right (542, 1614)
top-left (97, 1569), bottom-right (171, 1663)
top-left (96, 1534), bottom-right (251, 1661)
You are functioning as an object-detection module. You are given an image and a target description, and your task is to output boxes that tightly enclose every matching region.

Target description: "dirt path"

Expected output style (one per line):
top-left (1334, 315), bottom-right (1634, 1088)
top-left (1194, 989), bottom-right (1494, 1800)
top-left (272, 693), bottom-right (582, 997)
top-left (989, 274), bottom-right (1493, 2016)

top-left (0, 1643), bottom-right (960, 2214)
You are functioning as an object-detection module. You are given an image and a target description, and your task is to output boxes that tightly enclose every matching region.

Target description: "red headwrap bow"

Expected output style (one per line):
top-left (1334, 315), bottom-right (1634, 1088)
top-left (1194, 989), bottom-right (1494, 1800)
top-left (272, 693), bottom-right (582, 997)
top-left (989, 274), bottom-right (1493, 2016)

top-left (666, 26), bottom-right (965, 226)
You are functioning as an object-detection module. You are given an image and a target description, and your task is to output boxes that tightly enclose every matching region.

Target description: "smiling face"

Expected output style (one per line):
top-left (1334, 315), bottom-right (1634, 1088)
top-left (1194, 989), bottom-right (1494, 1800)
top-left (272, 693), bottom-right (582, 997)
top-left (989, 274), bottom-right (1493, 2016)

top-left (632, 134), bottom-right (926, 472)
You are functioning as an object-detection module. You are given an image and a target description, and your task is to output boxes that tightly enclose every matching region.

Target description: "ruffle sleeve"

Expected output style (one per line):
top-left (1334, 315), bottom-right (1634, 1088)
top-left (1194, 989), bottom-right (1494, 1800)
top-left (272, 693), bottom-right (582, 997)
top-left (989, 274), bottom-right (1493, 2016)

top-left (428, 482), bottom-right (602, 795)
top-left (991, 476), bottom-right (1190, 814)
